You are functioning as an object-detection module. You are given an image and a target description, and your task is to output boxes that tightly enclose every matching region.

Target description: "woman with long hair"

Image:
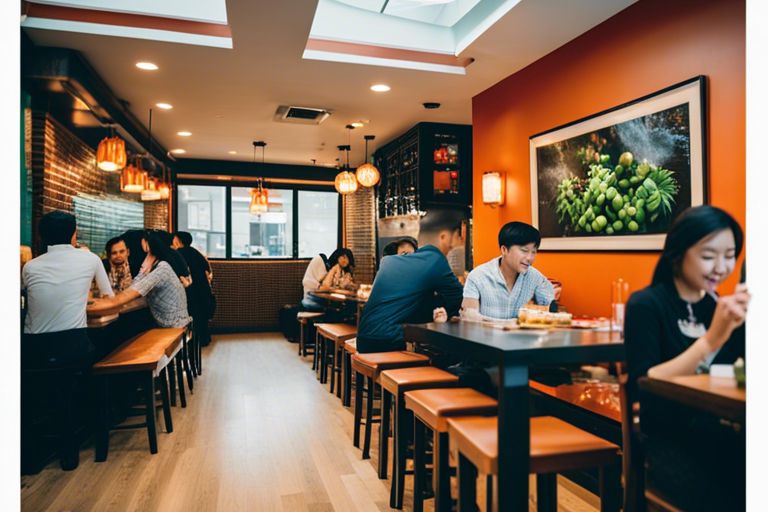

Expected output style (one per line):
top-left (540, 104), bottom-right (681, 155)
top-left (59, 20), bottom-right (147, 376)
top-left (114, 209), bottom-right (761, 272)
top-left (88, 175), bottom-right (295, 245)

top-left (624, 205), bottom-right (749, 391)
top-left (319, 247), bottom-right (357, 292)
top-left (88, 230), bottom-right (191, 328)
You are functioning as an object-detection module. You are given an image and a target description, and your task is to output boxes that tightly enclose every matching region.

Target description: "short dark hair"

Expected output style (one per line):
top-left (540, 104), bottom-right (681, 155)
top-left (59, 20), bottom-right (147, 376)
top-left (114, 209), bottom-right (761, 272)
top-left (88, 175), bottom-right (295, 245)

top-left (174, 231), bottom-right (193, 247)
top-left (652, 205), bottom-right (743, 285)
top-left (419, 208), bottom-right (464, 238)
top-left (152, 229), bottom-right (174, 247)
top-left (383, 237), bottom-right (418, 256)
top-left (105, 236), bottom-right (127, 255)
top-left (39, 211), bottom-right (76, 247)
top-left (498, 221), bottom-right (541, 249)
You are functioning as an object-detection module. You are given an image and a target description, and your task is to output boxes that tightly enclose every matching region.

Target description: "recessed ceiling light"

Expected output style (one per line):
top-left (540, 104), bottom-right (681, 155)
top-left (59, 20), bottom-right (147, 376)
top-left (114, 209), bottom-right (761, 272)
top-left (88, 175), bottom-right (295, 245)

top-left (228, 150), bottom-right (237, 155)
top-left (170, 149), bottom-right (186, 154)
top-left (370, 84), bottom-right (391, 92)
top-left (351, 122), bottom-right (365, 128)
top-left (136, 62), bottom-right (158, 71)
top-left (177, 131), bottom-right (192, 137)
top-left (156, 102), bottom-right (173, 110)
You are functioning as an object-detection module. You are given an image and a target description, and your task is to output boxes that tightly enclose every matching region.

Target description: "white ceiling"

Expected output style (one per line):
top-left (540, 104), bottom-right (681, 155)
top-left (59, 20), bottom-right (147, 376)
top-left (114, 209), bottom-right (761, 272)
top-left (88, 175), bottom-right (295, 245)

top-left (23, 0), bottom-right (636, 168)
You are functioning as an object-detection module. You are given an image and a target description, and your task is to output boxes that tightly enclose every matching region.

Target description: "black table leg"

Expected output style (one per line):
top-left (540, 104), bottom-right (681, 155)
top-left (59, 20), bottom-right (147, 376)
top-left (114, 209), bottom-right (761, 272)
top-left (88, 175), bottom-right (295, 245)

top-left (144, 372), bottom-right (158, 454)
top-left (536, 473), bottom-right (557, 512)
top-left (497, 363), bottom-right (530, 511)
top-left (175, 355), bottom-right (187, 408)
top-left (95, 376), bottom-right (110, 462)
top-left (353, 371), bottom-right (363, 448)
top-left (457, 452), bottom-right (478, 512)
top-left (378, 388), bottom-right (391, 479)
top-left (158, 369), bottom-right (173, 433)
top-left (168, 361), bottom-right (177, 407)
top-left (413, 417), bottom-right (426, 512)
top-left (434, 431), bottom-right (451, 512)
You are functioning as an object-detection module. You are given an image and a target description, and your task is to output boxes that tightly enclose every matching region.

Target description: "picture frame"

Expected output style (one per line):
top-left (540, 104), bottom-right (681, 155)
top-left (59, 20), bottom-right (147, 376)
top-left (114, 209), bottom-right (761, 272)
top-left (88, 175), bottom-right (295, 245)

top-left (530, 76), bottom-right (707, 251)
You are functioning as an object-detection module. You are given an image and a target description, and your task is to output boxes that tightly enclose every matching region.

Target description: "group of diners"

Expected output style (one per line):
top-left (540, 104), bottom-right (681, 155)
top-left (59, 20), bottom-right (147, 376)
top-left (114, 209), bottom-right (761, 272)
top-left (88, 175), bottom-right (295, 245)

top-left (301, 203), bottom-right (748, 401)
top-left (21, 210), bottom-right (216, 372)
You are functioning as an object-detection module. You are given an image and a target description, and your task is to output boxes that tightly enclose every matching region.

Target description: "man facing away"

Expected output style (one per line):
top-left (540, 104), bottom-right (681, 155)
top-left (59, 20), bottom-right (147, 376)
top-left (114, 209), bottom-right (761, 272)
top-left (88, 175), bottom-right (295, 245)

top-left (173, 231), bottom-right (215, 346)
top-left (22, 211), bottom-right (114, 369)
top-left (356, 209), bottom-right (465, 353)
top-left (462, 221), bottom-right (560, 321)
top-left (103, 236), bottom-right (133, 292)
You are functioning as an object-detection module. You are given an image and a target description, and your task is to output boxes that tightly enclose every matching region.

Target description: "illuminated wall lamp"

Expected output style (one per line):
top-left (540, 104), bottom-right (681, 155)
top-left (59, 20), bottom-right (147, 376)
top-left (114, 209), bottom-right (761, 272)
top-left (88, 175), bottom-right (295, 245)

top-left (482, 171), bottom-right (505, 206)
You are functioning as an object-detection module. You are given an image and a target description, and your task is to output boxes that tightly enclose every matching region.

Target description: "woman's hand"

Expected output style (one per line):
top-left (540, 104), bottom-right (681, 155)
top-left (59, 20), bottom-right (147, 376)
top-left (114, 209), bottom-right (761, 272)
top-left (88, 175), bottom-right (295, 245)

top-left (705, 284), bottom-right (750, 351)
top-left (180, 275), bottom-right (193, 288)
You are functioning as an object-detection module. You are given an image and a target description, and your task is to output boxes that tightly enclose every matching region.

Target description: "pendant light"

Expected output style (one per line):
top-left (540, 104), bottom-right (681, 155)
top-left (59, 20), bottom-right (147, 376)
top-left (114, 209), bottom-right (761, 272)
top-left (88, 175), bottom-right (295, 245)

top-left (355, 134), bottom-right (380, 187)
top-left (334, 125), bottom-right (358, 194)
top-left (120, 156), bottom-right (147, 193)
top-left (249, 141), bottom-right (269, 215)
top-left (97, 127), bottom-right (127, 172)
top-left (141, 108), bottom-right (162, 201)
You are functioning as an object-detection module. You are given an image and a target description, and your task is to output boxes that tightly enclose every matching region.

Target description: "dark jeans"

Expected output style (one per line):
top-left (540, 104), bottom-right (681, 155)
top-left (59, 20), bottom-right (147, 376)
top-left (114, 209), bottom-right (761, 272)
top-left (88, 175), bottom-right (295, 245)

top-left (301, 296), bottom-right (325, 312)
top-left (22, 329), bottom-right (95, 370)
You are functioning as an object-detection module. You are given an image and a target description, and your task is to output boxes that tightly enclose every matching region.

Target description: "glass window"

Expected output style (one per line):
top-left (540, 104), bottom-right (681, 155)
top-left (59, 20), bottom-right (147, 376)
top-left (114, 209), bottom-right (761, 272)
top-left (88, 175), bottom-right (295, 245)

top-left (177, 185), bottom-right (226, 258)
top-left (298, 190), bottom-right (339, 258)
top-left (231, 186), bottom-right (294, 258)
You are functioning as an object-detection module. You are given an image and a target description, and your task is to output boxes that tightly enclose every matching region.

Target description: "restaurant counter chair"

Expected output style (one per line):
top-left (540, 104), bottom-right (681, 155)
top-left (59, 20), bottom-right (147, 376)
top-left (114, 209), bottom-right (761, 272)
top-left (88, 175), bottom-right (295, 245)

top-left (447, 415), bottom-right (621, 512)
top-left (379, 367), bottom-right (461, 509)
top-left (296, 311), bottom-right (324, 359)
top-left (342, 338), bottom-right (357, 407)
top-left (315, 323), bottom-right (357, 394)
top-left (350, 351), bottom-right (430, 462)
top-left (404, 388), bottom-right (498, 512)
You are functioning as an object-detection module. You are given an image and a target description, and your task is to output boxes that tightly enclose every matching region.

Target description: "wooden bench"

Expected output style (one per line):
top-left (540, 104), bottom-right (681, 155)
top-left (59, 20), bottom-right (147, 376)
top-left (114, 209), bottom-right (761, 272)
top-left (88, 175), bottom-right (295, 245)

top-left (92, 327), bottom-right (186, 461)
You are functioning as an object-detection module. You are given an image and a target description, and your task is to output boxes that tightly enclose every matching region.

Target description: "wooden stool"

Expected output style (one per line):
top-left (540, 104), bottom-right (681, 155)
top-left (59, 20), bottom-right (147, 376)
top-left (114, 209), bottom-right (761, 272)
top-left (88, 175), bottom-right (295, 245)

top-left (342, 338), bottom-right (357, 407)
top-left (404, 388), bottom-right (498, 512)
top-left (351, 351), bottom-right (430, 460)
top-left (448, 415), bottom-right (621, 512)
top-left (315, 323), bottom-right (357, 393)
top-left (297, 311), bottom-right (324, 359)
top-left (379, 367), bottom-right (460, 508)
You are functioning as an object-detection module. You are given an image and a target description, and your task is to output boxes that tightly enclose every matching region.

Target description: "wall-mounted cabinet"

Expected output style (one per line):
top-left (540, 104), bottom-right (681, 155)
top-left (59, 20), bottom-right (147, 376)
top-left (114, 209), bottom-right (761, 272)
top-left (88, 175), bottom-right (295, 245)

top-left (374, 122), bottom-right (472, 218)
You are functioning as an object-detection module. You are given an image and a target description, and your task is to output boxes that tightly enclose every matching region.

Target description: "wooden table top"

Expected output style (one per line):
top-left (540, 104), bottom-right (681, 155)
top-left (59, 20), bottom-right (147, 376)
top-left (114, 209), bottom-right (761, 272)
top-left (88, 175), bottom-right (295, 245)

top-left (310, 290), bottom-right (368, 303)
top-left (638, 374), bottom-right (745, 422)
top-left (87, 297), bottom-right (147, 328)
top-left (93, 327), bottom-right (185, 375)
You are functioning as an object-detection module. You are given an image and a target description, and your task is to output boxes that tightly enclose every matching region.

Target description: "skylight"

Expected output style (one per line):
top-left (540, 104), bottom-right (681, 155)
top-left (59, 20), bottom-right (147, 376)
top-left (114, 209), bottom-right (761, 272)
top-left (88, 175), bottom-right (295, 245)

top-left (304, 0), bottom-right (521, 74)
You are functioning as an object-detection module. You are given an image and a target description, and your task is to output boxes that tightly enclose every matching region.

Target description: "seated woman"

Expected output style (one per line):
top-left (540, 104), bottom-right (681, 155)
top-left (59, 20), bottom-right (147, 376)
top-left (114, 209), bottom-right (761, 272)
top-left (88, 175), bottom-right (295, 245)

top-left (625, 205), bottom-right (749, 396)
top-left (88, 231), bottom-right (191, 329)
top-left (300, 253), bottom-right (330, 312)
top-left (318, 248), bottom-right (357, 292)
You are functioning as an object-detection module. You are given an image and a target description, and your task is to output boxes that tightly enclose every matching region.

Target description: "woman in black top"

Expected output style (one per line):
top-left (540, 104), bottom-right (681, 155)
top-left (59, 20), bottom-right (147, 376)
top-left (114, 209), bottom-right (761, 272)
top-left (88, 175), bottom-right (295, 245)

top-left (625, 205), bottom-right (749, 393)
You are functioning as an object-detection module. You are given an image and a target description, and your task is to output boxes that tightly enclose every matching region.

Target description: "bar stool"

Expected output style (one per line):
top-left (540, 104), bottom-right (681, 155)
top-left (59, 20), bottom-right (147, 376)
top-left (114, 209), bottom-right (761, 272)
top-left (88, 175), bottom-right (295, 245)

top-left (350, 351), bottom-right (430, 460)
top-left (315, 323), bottom-right (357, 392)
top-left (447, 415), bottom-right (621, 512)
top-left (379, 367), bottom-right (460, 508)
top-left (404, 388), bottom-right (498, 512)
top-left (297, 312), bottom-right (324, 360)
top-left (342, 338), bottom-right (357, 407)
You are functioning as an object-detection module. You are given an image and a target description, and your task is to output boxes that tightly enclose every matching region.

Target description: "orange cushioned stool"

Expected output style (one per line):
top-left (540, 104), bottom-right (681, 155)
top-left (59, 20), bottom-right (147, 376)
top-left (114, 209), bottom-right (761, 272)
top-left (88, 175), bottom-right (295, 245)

top-left (296, 311), bottom-right (324, 360)
top-left (447, 415), bottom-right (621, 512)
top-left (351, 351), bottom-right (430, 461)
top-left (404, 388), bottom-right (498, 512)
top-left (379, 367), bottom-right (460, 509)
top-left (315, 323), bottom-right (357, 393)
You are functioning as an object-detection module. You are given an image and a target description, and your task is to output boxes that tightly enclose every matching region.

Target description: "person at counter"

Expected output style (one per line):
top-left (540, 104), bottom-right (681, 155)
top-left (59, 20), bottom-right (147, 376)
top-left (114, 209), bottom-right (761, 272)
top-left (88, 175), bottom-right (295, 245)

top-left (461, 221), bottom-right (558, 321)
top-left (174, 231), bottom-right (215, 346)
top-left (356, 210), bottom-right (464, 353)
top-left (319, 248), bottom-right (357, 292)
top-left (301, 253), bottom-right (330, 312)
top-left (103, 236), bottom-right (133, 292)
top-left (22, 211), bottom-right (114, 368)
top-left (625, 205), bottom-right (749, 395)
top-left (382, 237), bottom-right (418, 257)
top-left (88, 231), bottom-right (191, 328)
top-left (153, 229), bottom-right (192, 288)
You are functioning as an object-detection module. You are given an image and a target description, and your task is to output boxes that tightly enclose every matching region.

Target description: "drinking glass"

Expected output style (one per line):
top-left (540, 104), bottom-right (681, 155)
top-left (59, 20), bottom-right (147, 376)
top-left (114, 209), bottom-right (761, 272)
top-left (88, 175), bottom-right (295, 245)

top-left (611, 278), bottom-right (629, 333)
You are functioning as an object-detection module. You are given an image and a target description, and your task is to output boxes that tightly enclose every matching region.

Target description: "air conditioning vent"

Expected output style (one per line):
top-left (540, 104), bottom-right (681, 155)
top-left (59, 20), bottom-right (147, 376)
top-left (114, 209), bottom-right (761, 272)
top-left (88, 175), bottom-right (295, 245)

top-left (274, 105), bottom-right (331, 125)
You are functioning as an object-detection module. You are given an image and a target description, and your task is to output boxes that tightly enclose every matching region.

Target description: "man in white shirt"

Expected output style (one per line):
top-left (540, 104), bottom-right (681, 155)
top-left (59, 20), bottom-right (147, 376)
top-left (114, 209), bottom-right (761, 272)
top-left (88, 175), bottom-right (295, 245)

top-left (300, 253), bottom-right (329, 311)
top-left (22, 211), bottom-right (113, 368)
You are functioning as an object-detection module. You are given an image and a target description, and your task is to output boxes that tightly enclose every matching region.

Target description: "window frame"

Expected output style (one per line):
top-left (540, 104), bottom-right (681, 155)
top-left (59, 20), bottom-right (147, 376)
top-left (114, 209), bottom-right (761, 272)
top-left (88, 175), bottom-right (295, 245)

top-left (174, 178), bottom-right (342, 261)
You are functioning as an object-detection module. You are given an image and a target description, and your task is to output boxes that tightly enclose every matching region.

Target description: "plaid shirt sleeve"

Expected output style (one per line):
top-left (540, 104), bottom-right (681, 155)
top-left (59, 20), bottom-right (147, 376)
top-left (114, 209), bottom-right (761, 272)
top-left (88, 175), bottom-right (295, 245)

top-left (130, 263), bottom-right (171, 297)
top-left (532, 271), bottom-right (555, 305)
top-left (463, 270), bottom-right (481, 299)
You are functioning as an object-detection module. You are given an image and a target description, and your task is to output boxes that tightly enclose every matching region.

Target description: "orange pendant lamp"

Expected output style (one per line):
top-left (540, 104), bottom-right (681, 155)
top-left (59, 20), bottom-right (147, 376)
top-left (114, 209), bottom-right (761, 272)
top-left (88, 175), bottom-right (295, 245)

top-left (249, 141), bottom-right (269, 215)
top-left (141, 176), bottom-right (161, 201)
top-left (334, 134), bottom-right (358, 195)
top-left (355, 134), bottom-right (380, 187)
top-left (120, 157), bottom-right (146, 193)
top-left (97, 134), bottom-right (127, 171)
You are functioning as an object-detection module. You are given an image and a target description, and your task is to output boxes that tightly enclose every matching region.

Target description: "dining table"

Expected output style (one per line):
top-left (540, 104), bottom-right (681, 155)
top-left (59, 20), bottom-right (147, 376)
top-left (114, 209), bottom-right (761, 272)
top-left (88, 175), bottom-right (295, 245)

top-left (309, 290), bottom-right (368, 324)
top-left (403, 319), bottom-right (624, 511)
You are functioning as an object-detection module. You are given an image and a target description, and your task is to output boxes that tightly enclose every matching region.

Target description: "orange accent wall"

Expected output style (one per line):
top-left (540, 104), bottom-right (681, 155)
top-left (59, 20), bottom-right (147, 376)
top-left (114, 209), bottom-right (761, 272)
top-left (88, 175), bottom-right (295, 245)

top-left (472, 0), bottom-right (745, 316)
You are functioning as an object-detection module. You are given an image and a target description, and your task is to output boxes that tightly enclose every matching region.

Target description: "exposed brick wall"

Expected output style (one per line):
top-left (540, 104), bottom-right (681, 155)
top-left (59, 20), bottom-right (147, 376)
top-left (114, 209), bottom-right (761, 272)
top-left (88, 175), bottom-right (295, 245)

top-left (144, 201), bottom-right (169, 230)
top-left (343, 187), bottom-right (376, 285)
top-left (209, 260), bottom-right (308, 329)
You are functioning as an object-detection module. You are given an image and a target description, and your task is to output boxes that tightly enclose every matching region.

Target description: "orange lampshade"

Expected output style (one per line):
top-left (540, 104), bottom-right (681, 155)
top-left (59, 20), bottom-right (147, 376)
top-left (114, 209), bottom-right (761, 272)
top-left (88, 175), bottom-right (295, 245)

top-left (97, 136), bottom-right (127, 172)
top-left (158, 180), bottom-right (170, 200)
top-left (355, 162), bottom-right (380, 187)
top-left (141, 177), bottom-right (161, 201)
top-left (120, 164), bottom-right (146, 193)
top-left (334, 170), bottom-right (358, 194)
top-left (249, 185), bottom-right (269, 215)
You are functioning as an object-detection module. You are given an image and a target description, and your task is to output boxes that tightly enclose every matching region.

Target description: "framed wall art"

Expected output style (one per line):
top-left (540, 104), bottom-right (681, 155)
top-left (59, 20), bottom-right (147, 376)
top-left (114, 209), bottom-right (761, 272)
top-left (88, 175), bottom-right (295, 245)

top-left (530, 76), bottom-right (706, 250)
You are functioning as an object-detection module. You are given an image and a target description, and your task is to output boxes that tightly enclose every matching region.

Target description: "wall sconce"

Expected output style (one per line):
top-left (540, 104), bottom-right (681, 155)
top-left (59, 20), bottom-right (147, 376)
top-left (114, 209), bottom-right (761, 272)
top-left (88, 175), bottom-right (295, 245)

top-left (482, 171), bottom-right (505, 206)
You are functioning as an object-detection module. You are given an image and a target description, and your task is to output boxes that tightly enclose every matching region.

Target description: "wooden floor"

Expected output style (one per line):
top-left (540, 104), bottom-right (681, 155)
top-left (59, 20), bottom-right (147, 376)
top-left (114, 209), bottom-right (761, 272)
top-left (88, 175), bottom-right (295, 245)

top-left (20, 333), bottom-right (600, 512)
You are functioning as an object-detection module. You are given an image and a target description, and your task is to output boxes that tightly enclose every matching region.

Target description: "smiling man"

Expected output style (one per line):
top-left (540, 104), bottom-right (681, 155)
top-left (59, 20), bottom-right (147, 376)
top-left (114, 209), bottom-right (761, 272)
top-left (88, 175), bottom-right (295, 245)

top-left (462, 221), bottom-right (559, 320)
